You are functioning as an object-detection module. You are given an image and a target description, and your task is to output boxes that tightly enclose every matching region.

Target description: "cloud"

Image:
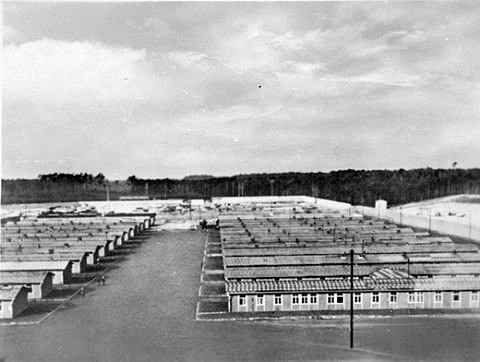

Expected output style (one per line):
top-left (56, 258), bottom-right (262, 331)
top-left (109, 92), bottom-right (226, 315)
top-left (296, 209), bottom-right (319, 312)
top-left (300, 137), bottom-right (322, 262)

top-left (3, 39), bottom-right (160, 105)
top-left (126, 16), bottom-right (174, 41)
top-left (2, 2), bottom-right (480, 178)
top-left (270, 29), bottom-right (323, 50)
top-left (2, 24), bottom-right (24, 44)
top-left (344, 68), bottom-right (425, 87)
top-left (166, 50), bottom-right (244, 74)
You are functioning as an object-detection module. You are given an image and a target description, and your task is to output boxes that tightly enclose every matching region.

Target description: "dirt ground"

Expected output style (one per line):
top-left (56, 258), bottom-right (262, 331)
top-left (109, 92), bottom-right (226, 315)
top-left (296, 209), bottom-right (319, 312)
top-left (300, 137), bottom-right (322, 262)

top-left (1, 230), bottom-right (480, 361)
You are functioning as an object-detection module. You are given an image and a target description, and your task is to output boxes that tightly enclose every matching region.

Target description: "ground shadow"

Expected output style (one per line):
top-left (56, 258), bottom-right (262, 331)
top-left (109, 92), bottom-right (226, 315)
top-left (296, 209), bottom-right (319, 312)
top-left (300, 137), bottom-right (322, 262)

top-left (12, 301), bottom-right (77, 321)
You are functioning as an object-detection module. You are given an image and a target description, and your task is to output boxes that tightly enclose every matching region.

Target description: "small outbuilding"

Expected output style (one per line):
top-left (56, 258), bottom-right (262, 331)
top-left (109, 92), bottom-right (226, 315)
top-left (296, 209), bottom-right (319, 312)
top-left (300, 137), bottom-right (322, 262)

top-left (0, 285), bottom-right (30, 319)
top-left (0, 271), bottom-right (54, 299)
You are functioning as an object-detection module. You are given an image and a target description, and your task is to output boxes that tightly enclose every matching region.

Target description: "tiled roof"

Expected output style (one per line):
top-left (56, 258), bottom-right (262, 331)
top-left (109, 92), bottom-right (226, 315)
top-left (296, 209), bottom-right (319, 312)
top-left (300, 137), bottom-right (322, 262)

top-left (411, 263), bottom-right (480, 275)
top-left (225, 264), bottom-right (376, 279)
top-left (226, 275), bottom-right (480, 294)
top-left (0, 260), bottom-right (71, 271)
top-left (371, 268), bottom-right (410, 279)
top-left (225, 261), bottom-right (480, 280)
top-left (0, 271), bottom-right (52, 284)
top-left (222, 243), bottom-right (478, 256)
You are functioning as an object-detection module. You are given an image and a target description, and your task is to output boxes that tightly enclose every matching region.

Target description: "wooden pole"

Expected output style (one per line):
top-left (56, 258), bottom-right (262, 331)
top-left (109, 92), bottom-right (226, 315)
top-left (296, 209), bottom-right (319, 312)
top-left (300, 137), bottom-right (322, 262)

top-left (350, 248), bottom-right (354, 349)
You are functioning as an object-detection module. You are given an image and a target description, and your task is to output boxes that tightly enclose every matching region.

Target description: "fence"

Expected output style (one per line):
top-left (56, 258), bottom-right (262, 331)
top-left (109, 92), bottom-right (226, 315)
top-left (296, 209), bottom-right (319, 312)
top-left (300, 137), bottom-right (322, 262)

top-left (354, 205), bottom-right (480, 244)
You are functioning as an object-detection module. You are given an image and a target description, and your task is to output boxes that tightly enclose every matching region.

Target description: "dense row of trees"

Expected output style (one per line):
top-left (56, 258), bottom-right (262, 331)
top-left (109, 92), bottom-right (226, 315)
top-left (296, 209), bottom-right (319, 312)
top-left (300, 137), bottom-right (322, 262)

top-left (2, 168), bottom-right (479, 206)
top-left (38, 173), bottom-right (106, 185)
top-left (2, 173), bottom-right (116, 204)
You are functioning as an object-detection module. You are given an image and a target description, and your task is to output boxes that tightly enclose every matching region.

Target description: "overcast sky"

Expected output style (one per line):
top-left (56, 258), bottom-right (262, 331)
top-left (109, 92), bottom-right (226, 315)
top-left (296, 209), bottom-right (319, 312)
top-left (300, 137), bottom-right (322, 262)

top-left (3, 1), bottom-right (480, 179)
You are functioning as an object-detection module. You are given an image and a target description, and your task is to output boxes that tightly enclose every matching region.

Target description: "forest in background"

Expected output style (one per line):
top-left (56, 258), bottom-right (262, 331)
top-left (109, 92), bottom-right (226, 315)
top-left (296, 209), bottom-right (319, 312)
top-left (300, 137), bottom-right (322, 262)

top-left (1, 168), bottom-right (479, 206)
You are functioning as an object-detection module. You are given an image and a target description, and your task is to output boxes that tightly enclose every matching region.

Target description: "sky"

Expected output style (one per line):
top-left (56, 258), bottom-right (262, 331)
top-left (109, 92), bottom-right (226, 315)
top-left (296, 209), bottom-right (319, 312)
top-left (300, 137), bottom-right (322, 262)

top-left (2, 1), bottom-right (480, 180)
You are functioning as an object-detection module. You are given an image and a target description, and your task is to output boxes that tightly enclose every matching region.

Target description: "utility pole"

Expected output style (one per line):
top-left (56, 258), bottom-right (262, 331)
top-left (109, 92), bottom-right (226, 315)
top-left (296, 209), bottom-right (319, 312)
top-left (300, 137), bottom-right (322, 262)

top-left (350, 248), bottom-right (354, 349)
top-left (106, 181), bottom-right (110, 202)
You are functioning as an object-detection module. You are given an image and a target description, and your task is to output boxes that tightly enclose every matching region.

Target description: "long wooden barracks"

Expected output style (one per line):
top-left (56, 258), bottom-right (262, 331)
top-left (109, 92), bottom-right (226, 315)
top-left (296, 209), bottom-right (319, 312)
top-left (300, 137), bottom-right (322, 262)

top-left (0, 212), bottom-right (155, 319)
top-left (219, 212), bottom-right (480, 313)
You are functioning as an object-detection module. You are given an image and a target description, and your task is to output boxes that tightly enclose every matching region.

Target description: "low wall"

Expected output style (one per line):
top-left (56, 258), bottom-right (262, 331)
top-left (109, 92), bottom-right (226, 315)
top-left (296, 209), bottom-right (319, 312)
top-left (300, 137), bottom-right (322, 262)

top-left (212, 196), bottom-right (351, 210)
top-left (212, 196), bottom-right (307, 204)
top-left (354, 206), bottom-right (480, 243)
top-left (308, 197), bottom-right (352, 210)
top-left (85, 200), bottom-right (183, 213)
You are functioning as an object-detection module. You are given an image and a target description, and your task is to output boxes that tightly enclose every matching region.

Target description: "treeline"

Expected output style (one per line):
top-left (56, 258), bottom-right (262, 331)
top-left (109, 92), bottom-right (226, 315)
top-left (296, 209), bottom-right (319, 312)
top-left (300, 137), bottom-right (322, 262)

top-left (2, 173), bottom-right (125, 204)
top-left (2, 168), bottom-right (480, 206)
